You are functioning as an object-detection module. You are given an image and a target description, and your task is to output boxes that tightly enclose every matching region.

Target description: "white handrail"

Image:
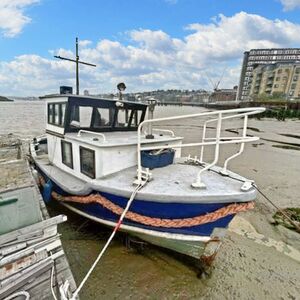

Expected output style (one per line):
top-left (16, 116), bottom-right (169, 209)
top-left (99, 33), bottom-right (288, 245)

top-left (77, 130), bottom-right (106, 142)
top-left (192, 112), bottom-right (222, 188)
top-left (200, 109), bottom-right (264, 162)
top-left (136, 107), bottom-right (265, 187)
top-left (140, 137), bottom-right (258, 151)
top-left (221, 115), bottom-right (248, 175)
top-left (153, 128), bottom-right (175, 137)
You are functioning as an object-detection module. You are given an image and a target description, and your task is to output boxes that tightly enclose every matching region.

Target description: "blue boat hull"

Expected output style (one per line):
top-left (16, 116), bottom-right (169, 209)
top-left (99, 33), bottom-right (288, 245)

top-left (67, 193), bottom-right (235, 237)
top-left (37, 169), bottom-right (236, 238)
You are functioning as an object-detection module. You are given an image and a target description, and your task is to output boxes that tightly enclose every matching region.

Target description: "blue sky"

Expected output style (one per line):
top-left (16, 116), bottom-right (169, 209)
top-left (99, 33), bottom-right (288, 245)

top-left (0, 0), bottom-right (300, 96)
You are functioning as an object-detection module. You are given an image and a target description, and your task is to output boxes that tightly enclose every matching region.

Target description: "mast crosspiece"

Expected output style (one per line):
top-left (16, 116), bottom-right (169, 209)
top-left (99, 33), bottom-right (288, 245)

top-left (54, 37), bottom-right (96, 95)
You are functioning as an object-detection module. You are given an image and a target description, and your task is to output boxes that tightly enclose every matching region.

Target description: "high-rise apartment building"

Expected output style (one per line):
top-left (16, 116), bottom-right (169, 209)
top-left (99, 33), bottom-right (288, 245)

top-left (250, 63), bottom-right (300, 100)
top-left (237, 48), bottom-right (300, 101)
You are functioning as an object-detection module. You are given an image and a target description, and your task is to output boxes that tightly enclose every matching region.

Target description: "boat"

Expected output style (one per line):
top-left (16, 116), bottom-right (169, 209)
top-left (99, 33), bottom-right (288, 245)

top-left (30, 92), bottom-right (264, 273)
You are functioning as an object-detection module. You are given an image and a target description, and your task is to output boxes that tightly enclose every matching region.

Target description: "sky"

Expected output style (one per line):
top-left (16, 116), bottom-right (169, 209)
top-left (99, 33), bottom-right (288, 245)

top-left (0, 0), bottom-right (300, 96)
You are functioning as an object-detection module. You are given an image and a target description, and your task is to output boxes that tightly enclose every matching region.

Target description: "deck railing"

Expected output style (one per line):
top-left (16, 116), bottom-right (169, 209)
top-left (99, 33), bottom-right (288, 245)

top-left (135, 107), bottom-right (265, 188)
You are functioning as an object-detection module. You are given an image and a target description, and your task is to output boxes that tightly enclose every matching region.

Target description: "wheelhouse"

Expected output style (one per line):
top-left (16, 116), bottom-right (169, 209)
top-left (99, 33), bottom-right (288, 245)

top-left (45, 95), bottom-right (148, 135)
top-left (41, 94), bottom-right (182, 181)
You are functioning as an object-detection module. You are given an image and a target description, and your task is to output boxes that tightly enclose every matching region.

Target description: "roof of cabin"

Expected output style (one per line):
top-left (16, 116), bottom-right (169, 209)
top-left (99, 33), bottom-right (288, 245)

top-left (40, 94), bottom-right (148, 108)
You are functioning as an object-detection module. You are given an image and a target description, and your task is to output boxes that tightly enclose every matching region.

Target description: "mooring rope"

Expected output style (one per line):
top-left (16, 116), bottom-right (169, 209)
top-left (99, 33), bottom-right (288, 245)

top-left (252, 183), bottom-right (300, 234)
top-left (70, 182), bottom-right (146, 300)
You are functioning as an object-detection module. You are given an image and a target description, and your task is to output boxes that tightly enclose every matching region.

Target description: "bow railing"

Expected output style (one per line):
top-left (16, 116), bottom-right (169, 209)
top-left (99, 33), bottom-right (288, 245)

top-left (135, 107), bottom-right (265, 188)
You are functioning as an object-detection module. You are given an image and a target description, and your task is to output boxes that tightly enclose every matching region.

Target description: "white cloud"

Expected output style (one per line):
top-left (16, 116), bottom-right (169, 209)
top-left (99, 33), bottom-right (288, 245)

top-left (279, 0), bottom-right (300, 11)
top-left (181, 12), bottom-right (300, 65)
top-left (1, 12), bottom-right (300, 96)
top-left (0, 0), bottom-right (39, 37)
top-left (78, 40), bottom-right (92, 47)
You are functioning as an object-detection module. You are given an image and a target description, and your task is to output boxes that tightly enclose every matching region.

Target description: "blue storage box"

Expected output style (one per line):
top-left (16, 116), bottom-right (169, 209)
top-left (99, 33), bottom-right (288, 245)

top-left (141, 149), bottom-right (175, 169)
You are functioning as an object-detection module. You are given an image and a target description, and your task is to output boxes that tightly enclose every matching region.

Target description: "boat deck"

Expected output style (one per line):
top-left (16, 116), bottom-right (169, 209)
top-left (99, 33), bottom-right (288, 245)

top-left (35, 154), bottom-right (256, 203)
top-left (65, 131), bottom-right (183, 148)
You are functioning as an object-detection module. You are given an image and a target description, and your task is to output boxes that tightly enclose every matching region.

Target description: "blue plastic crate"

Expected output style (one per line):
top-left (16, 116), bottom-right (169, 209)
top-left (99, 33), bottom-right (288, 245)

top-left (141, 149), bottom-right (175, 169)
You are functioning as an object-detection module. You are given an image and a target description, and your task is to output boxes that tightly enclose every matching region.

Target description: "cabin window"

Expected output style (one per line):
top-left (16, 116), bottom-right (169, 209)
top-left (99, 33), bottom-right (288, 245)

top-left (65, 99), bottom-right (147, 133)
top-left (48, 102), bottom-right (67, 126)
top-left (61, 140), bottom-right (73, 169)
top-left (48, 104), bottom-right (54, 124)
top-left (116, 109), bottom-right (140, 128)
top-left (92, 108), bottom-right (114, 128)
top-left (54, 105), bottom-right (59, 124)
top-left (70, 106), bottom-right (114, 129)
top-left (80, 146), bottom-right (95, 178)
top-left (79, 106), bottom-right (93, 127)
top-left (61, 103), bottom-right (66, 124)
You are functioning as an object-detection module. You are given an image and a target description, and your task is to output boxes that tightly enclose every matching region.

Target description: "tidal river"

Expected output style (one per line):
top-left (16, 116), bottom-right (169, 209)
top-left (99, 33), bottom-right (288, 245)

top-left (1, 100), bottom-right (300, 299)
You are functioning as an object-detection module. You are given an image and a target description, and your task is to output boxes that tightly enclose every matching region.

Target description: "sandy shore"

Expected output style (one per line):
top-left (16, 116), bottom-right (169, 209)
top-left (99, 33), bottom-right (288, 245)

top-left (198, 118), bottom-right (300, 299)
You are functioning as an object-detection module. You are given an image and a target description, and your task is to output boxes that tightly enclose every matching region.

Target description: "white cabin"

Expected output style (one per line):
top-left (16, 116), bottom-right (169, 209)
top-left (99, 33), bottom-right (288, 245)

top-left (42, 95), bottom-right (182, 181)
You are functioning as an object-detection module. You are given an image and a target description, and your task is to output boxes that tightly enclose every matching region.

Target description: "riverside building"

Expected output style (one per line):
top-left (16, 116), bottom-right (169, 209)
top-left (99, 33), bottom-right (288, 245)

top-left (249, 63), bottom-right (300, 100)
top-left (237, 48), bottom-right (300, 101)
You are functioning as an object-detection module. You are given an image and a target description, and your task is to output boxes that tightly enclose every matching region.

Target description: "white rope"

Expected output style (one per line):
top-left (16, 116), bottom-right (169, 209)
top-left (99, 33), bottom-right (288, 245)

top-left (4, 291), bottom-right (30, 300)
top-left (70, 182), bottom-right (146, 299)
top-left (50, 264), bottom-right (58, 300)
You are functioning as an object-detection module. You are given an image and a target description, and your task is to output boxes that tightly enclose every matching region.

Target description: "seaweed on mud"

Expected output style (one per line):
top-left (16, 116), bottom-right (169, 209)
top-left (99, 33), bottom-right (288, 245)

top-left (254, 108), bottom-right (300, 121)
top-left (273, 208), bottom-right (300, 232)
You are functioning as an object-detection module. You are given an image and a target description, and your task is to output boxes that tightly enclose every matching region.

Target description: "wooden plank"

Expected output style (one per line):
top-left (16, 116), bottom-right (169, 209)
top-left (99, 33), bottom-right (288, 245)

top-left (0, 237), bottom-right (61, 267)
top-left (0, 215), bottom-right (67, 245)
top-left (0, 250), bottom-right (48, 280)
top-left (0, 242), bottom-right (27, 257)
top-left (0, 258), bottom-right (54, 298)
top-left (0, 248), bottom-right (34, 267)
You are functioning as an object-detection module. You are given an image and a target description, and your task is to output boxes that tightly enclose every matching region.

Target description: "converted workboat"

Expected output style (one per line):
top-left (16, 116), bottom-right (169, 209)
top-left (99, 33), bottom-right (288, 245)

top-left (30, 93), bottom-right (264, 272)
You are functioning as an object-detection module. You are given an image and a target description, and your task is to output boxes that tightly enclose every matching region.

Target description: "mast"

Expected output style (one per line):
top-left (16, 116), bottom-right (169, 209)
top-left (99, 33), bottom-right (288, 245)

top-left (54, 37), bottom-right (96, 95)
top-left (76, 37), bottom-right (79, 95)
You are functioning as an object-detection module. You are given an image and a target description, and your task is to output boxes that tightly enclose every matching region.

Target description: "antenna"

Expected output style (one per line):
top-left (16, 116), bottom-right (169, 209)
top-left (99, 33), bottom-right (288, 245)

top-left (54, 37), bottom-right (96, 95)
